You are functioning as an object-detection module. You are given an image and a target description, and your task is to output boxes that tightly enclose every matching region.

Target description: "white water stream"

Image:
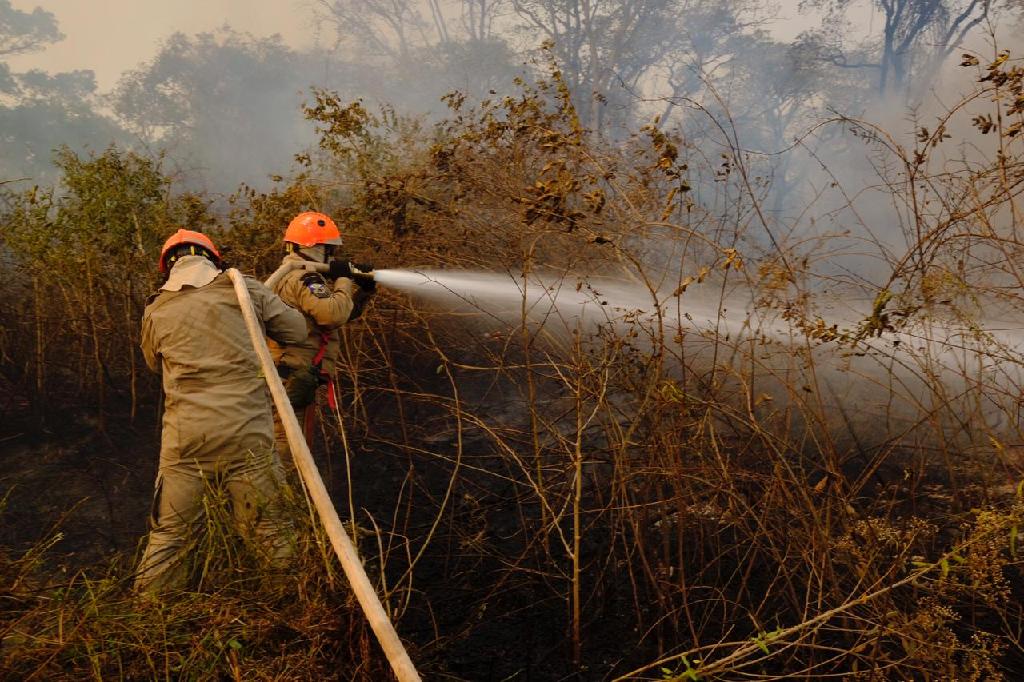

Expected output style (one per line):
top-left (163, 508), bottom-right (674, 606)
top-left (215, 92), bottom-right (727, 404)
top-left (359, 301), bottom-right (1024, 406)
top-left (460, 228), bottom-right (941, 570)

top-left (373, 268), bottom-right (1024, 447)
top-left (374, 268), bottom-right (726, 334)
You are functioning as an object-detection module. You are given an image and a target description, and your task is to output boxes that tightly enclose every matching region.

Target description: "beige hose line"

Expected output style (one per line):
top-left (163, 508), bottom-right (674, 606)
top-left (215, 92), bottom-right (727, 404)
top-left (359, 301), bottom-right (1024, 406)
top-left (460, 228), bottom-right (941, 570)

top-left (264, 260), bottom-right (327, 290)
top-left (227, 269), bottom-right (422, 682)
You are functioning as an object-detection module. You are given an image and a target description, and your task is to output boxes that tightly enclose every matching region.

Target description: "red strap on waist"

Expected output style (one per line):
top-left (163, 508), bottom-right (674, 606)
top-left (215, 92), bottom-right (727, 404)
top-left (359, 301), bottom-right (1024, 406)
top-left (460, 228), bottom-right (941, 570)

top-left (311, 330), bottom-right (331, 367)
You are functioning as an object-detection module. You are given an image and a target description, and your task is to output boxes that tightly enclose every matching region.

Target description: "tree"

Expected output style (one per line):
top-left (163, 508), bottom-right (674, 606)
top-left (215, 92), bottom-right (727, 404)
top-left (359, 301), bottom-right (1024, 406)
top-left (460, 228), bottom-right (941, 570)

top-left (647, 0), bottom-right (770, 125)
top-left (0, 0), bottom-right (61, 57)
top-left (504, 0), bottom-right (773, 135)
top-left (461, 0), bottom-right (505, 40)
top-left (0, 2), bottom-right (125, 183)
top-left (508, 0), bottom-right (686, 133)
top-left (316, 0), bottom-right (438, 64)
top-left (722, 37), bottom-right (840, 214)
top-left (0, 87), bottom-right (127, 183)
top-left (803, 0), bottom-right (991, 98)
top-left (112, 29), bottom-right (316, 191)
top-left (313, 1), bottom-right (525, 110)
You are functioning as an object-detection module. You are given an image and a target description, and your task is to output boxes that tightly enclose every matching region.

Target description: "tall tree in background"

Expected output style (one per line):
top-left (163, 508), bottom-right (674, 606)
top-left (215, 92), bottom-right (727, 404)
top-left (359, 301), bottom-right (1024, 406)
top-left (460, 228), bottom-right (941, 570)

top-left (112, 30), bottom-right (317, 192)
top-left (0, 70), bottom-right (127, 182)
top-left (0, 0), bottom-right (60, 57)
top-left (0, 0), bottom-right (61, 105)
top-left (0, 1), bottom-right (124, 183)
top-left (649, 0), bottom-right (768, 123)
top-left (318, 0), bottom-right (509, 53)
top-left (505, 0), bottom-right (772, 135)
top-left (461, 0), bottom-right (504, 39)
top-left (723, 37), bottom-right (840, 214)
top-left (316, 0), bottom-right (523, 105)
top-left (317, 0), bottom-right (438, 64)
top-left (509, 0), bottom-right (686, 133)
top-left (803, 0), bottom-right (991, 98)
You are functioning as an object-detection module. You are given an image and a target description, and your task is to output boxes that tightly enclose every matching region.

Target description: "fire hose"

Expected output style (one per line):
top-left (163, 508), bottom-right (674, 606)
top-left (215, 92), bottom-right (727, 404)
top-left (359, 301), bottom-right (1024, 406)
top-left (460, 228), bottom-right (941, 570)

top-left (227, 268), bottom-right (421, 682)
top-left (264, 259), bottom-right (375, 291)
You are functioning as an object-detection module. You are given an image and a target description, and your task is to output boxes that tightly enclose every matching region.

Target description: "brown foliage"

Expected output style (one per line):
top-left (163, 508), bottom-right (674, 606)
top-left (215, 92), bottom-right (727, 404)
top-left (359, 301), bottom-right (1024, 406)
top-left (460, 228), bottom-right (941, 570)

top-left (4, 59), bottom-right (1024, 679)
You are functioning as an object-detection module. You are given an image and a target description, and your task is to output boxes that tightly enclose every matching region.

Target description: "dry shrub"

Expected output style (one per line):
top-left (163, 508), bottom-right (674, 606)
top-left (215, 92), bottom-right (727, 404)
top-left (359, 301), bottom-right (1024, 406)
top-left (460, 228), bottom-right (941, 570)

top-left (0, 147), bottom-right (209, 426)
top-left (4, 53), bottom-right (1024, 680)
top-left (291, 58), bottom-right (1024, 678)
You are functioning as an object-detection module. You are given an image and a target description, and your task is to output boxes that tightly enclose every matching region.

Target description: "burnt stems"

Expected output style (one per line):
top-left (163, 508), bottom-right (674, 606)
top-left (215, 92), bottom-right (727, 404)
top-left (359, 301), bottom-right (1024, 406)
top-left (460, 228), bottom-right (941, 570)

top-left (4, 59), bottom-right (1024, 679)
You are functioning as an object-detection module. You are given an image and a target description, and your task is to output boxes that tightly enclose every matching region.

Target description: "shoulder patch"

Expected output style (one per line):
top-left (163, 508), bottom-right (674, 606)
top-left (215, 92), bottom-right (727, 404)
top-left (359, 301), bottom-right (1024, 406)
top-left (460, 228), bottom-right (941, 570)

top-left (301, 272), bottom-right (331, 299)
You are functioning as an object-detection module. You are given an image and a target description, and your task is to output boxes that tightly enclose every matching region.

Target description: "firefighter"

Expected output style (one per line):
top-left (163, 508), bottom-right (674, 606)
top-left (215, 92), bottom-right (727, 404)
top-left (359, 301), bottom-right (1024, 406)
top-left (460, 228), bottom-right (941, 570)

top-left (267, 211), bottom-right (375, 462)
top-left (135, 229), bottom-right (307, 593)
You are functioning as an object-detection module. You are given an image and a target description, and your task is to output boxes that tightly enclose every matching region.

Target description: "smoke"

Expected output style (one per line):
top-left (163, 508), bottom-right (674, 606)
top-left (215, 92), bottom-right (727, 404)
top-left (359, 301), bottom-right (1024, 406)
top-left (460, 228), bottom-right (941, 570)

top-left (6, 2), bottom-right (1024, 375)
top-left (2, 0), bottom-right (1018, 201)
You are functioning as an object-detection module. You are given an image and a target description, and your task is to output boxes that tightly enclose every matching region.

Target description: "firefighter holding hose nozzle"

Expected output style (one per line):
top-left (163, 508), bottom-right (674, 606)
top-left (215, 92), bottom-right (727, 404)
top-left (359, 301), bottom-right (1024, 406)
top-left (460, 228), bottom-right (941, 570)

top-left (267, 211), bottom-right (376, 461)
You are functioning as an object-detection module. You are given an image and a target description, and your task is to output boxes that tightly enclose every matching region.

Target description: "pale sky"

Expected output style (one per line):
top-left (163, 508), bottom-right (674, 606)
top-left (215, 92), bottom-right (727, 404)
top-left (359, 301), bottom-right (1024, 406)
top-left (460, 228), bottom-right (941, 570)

top-left (6, 0), bottom-right (320, 90)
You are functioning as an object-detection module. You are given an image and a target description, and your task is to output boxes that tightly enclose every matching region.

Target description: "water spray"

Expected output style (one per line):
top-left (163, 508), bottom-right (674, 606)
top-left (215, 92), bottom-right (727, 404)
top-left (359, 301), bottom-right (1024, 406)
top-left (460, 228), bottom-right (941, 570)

top-left (377, 267), bottom-right (1024, 446)
top-left (274, 260), bottom-right (1024, 368)
top-left (266, 258), bottom-right (1024, 454)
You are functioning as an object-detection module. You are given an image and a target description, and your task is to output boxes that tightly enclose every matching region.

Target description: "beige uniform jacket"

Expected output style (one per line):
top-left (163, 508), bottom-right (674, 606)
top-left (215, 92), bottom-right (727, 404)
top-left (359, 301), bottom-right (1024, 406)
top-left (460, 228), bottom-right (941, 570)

top-left (141, 264), bottom-right (307, 466)
top-left (267, 253), bottom-right (356, 376)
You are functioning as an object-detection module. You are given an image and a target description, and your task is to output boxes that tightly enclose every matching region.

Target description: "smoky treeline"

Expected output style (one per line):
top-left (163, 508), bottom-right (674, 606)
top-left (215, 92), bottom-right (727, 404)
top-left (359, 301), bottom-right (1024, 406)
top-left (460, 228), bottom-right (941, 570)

top-left (4, 0), bottom-right (1024, 680)
top-left (0, 0), bottom-right (1009, 195)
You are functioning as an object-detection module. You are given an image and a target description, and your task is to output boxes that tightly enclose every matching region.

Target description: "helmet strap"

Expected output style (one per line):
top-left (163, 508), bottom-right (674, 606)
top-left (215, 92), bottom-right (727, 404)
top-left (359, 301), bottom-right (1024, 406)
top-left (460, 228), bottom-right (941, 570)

top-left (165, 245), bottom-right (218, 272)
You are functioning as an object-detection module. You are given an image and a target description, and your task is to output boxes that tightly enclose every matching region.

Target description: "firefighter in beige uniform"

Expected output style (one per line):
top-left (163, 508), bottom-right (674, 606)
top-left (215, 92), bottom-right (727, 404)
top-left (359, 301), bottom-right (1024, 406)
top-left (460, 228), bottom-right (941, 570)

top-left (136, 229), bottom-right (307, 593)
top-left (267, 211), bottom-right (375, 462)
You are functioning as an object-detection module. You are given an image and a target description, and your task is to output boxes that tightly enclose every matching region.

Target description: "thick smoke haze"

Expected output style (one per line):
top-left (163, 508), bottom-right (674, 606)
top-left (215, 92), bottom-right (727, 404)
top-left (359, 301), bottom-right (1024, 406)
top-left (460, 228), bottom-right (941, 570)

top-left (0, 0), bottom-right (1017, 209)
top-left (5, 0), bottom-right (812, 85)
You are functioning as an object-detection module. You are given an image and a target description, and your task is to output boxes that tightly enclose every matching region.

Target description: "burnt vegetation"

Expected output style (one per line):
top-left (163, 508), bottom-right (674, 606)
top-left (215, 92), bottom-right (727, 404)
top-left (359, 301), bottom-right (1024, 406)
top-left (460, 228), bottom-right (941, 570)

top-left (4, 1), bottom-right (1024, 680)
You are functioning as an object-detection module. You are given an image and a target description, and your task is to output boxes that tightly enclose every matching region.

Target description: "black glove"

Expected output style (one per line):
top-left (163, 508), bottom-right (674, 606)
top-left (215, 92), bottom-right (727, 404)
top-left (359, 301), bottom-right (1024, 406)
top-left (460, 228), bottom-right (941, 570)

top-left (327, 260), bottom-right (355, 279)
top-left (328, 260), bottom-right (376, 292)
top-left (353, 269), bottom-right (376, 292)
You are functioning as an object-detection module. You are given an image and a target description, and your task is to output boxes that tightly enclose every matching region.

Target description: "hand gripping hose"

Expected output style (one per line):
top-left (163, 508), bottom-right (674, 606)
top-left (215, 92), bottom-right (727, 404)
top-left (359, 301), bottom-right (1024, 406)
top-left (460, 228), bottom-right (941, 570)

top-left (227, 269), bottom-right (421, 682)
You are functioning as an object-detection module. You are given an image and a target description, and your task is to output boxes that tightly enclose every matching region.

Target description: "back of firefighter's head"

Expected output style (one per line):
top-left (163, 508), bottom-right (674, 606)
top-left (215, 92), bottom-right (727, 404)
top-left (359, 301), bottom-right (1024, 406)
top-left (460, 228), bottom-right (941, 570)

top-left (284, 211), bottom-right (342, 263)
top-left (158, 229), bottom-right (222, 274)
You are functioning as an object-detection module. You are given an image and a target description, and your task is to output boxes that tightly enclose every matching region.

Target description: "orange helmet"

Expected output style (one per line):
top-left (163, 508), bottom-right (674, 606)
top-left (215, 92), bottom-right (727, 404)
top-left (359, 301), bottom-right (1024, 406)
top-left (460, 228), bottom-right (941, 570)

top-left (284, 211), bottom-right (342, 247)
top-left (159, 229), bottom-right (221, 273)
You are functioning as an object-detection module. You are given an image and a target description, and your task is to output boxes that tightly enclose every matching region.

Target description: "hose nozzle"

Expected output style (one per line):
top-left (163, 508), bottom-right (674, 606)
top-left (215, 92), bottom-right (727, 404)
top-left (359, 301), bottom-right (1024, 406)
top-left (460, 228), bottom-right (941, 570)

top-left (340, 261), bottom-right (376, 291)
top-left (327, 260), bottom-right (374, 280)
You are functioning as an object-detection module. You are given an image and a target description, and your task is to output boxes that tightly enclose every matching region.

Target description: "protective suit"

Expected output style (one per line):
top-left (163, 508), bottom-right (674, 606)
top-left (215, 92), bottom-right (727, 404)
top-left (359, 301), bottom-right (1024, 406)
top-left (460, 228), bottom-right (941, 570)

top-left (135, 255), bottom-right (307, 593)
top-left (268, 253), bottom-right (356, 376)
top-left (267, 252), bottom-right (361, 461)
